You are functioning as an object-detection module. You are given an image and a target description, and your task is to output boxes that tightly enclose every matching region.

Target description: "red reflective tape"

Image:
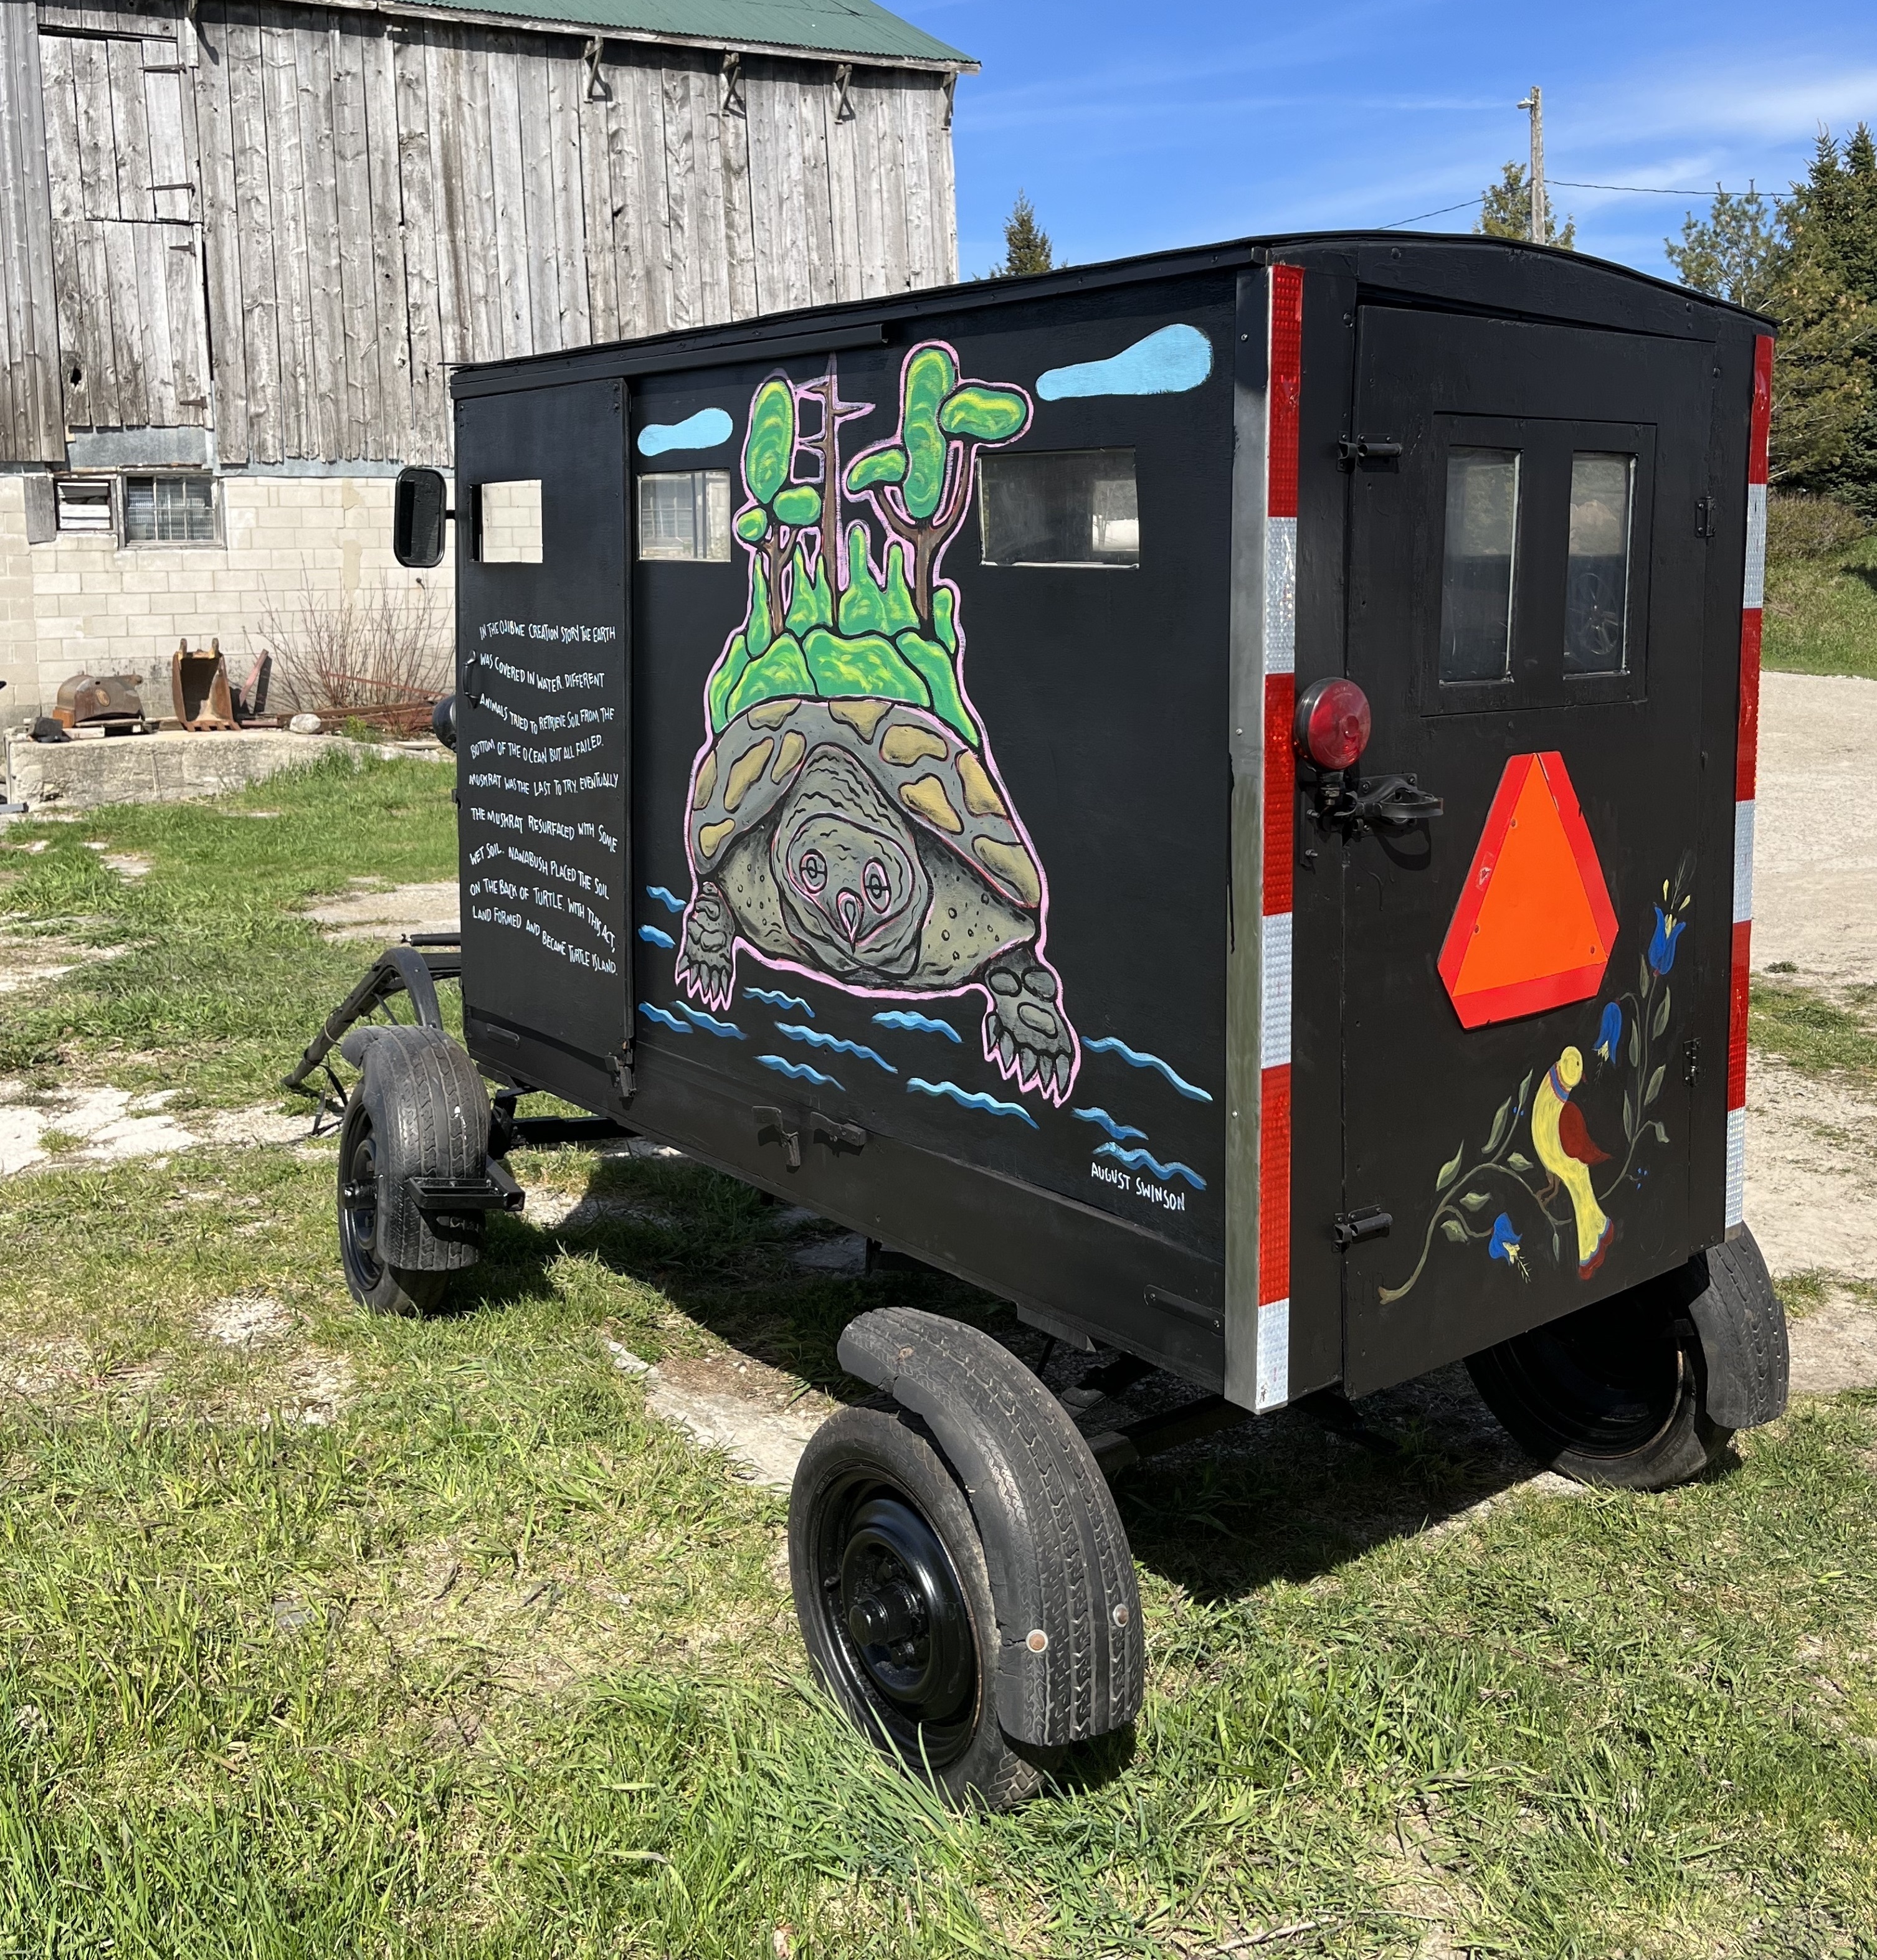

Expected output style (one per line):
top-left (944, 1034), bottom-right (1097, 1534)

top-left (1263, 672), bottom-right (1295, 916)
top-left (1736, 610), bottom-right (1762, 802)
top-left (1258, 1063), bottom-right (1291, 1304)
top-left (1748, 336), bottom-right (1774, 486)
top-left (1267, 264), bottom-right (1304, 520)
top-left (1727, 919), bottom-right (1752, 1110)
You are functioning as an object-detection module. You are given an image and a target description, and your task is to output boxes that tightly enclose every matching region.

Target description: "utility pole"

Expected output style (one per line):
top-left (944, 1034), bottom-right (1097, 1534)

top-left (1516, 86), bottom-right (1547, 243)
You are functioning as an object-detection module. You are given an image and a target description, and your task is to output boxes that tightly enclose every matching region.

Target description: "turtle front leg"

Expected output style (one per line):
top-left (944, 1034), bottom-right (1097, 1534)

top-left (981, 950), bottom-right (1076, 1104)
top-left (675, 882), bottom-right (736, 1010)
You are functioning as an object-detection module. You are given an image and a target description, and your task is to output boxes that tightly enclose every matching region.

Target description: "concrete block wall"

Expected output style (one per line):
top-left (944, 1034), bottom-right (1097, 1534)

top-left (0, 473), bottom-right (456, 730)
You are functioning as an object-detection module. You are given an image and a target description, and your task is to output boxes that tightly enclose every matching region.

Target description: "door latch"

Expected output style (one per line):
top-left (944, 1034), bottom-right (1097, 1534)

top-left (1683, 1036), bottom-right (1701, 1086)
top-left (754, 1105), bottom-right (801, 1169)
top-left (1334, 1206), bottom-right (1392, 1247)
top-left (811, 1110), bottom-right (867, 1152)
top-left (1313, 771), bottom-right (1443, 839)
top-left (1338, 435), bottom-right (1404, 466)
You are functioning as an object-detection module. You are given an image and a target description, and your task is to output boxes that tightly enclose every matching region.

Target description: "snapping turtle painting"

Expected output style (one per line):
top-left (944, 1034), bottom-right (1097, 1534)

top-left (675, 345), bottom-right (1080, 1105)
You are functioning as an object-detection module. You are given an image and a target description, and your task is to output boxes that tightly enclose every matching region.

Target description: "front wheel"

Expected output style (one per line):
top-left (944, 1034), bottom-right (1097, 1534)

top-left (790, 1405), bottom-right (1060, 1810)
top-left (338, 1098), bottom-right (450, 1316)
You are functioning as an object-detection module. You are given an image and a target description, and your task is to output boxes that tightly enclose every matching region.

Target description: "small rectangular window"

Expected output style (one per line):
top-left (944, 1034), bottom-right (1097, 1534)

top-left (1565, 452), bottom-right (1634, 675)
top-left (979, 450), bottom-right (1139, 567)
top-left (637, 470), bottom-right (732, 562)
top-left (122, 473), bottom-right (216, 544)
top-left (54, 476), bottom-right (113, 534)
top-left (480, 479), bottom-right (544, 563)
top-left (1438, 447), bottom-right (1519, 684)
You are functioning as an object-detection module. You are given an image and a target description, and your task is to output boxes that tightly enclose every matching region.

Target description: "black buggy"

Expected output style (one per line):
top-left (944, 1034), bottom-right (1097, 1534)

top-left (293, 231), bottom-right (1789, 1807)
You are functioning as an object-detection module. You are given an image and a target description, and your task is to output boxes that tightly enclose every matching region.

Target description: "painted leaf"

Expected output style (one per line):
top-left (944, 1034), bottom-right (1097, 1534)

top-left (772, 484), bottom-right (822, 528)
top-left (839, 523), bottom-right (886, 636)
top-left (1639, 955), bottom-right (1651, 1000)
top-left (1645, 1064), bottom-right (1665, 1107)
top-left (881, 542), bottom-right (920, 635)
top-left (1517, 1068), bottom-right (1534, 1113)
top-left (744, 379), bottom-right (795, 506)
top-left (1508, 1152), bottom-right (1535, 1173)
top-left (900, 345), bottom-right (959, 523)
top-left (746, 556), bottom-right (773, 658)
top-left (1648, 1121), bottom-right (1670, 1144)
top-left (937, 384), bottom-right (1030, 443)
top-left (897, 633), bottom-right (980, 746)
top-left (1628, 1021), bottom-right (1641, 1069)
top-left (1435, 1142), bottom-right (1466, 1193)
top-left (932, 584), bottom-right (958, 654)
top-left (705, 632), bottom-right (749, 732)
top-left (1440, 1219), bottom-right (1470, 1244)
top-left (1458, 1190), bottom-right (1493, 1213)
top-left (845, 446), bottom-right (908, 493)
top-left (1551, 1230), bottom-right (1562, 1264)
top-left (1623, 1090), bottom-right (1637, 1136)
top-left (784, 544), bottom-right (832, 638)
top-left (734, 506), bottom-right (769, 544)
top-left (722, 634), bottom-right (812, 721)
top-left (1483, 1096), bottom-right (1513, 1156)
top-left (1651, 987), bottom-right (1671, 1039)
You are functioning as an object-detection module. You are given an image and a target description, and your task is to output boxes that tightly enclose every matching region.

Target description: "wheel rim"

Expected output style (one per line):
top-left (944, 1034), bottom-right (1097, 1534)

top-left (811, 1474), bottom-right (981, 1767)
top-left (1501, 1290), bottom-right (1689, 1457)
top-left (339, 1114), bottom-right (384, 1294)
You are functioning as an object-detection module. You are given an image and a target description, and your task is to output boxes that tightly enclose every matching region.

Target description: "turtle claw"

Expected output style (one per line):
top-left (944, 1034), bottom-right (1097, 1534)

top-left (675, 884), bottom-right (735, 1011)
top-left (980, 953), bottom-right (1076, 1106)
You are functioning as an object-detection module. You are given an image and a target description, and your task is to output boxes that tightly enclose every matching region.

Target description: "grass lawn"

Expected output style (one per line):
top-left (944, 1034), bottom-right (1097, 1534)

top-left (1, 757), bottom-right (1874, 1958)
top-left (1764, 530), bottom-right (1877, 679)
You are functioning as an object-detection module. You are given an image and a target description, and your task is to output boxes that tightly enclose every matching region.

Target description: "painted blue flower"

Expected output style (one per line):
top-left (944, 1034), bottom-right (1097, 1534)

top-left (1487, 1213), bottom-right (1521, 1264)
top-left (1648, 905), bottom-right (1685, 976)
top-left (1595, 1001), bottom-right (1622, 1063)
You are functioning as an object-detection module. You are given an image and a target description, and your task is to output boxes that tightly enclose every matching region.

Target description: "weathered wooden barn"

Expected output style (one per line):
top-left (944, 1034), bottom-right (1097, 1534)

top-left (0, 0), bottom-right (970, 724)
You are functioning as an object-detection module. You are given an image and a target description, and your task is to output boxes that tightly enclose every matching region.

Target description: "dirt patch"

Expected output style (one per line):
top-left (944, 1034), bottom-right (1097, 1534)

top-left (303, 879), bottom-right (459, 940)
top-left (1744, 1054), bottom-right (1877, 1284)
top-left (201, 1294), bottom-right (294, 1345)
top-left (0, 932), bottom-right (131, 996)
top-left (0, 1084), bottom-right (310, 1176)
top-left (1790, 1287), bottom-right (1877, 1396)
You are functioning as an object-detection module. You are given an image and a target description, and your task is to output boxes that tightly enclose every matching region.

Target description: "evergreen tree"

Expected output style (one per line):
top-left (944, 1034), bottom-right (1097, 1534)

top-left (990, 191), bottom-right (1054, 278)
top-left (1664, 185), bottom-right (1780, 309)
top-left (1475, 161), bottom-right (1576, 250)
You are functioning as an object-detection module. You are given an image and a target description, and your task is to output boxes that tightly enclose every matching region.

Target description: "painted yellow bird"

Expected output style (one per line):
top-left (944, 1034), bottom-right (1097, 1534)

top-left (1531, 1044), bottom-right (1613, 1276)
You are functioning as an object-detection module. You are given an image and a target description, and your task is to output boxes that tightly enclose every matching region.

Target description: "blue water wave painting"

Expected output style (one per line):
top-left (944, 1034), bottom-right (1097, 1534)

top-left (636, 407), bottom-right (733, 457)
top-left (756, 1054), bottom-right (842, 1089)
top-left (907, 1079), bottom-right (1038, 1127)
top-left (749, 987), bottom-right (813, 1016)
top-left (1073, 1106), bottom-right (1148, 1145)
top-left (1095, 1142), bottom-right (1207, 1190)
top-left (645, 886), bottom-right (687, 914)
top-left (637, 924), bottom-right (675, 949)
top-left (639, 1003), bottom-right (692, 1034)
top-left (1083, 1036), bottom-right (1213, 1102)
top-left (775, 1023), bottom-right (895, 1072)
top-left (873, 1009), bottom-right (961, 1043)
top-left (1037, 324), bottom-right (1213, 401)
top-left (676, 1003), bottom-right (745, 1039)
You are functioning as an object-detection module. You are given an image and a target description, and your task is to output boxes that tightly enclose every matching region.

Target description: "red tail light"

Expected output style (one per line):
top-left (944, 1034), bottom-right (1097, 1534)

top-left (1295, 677), bottom-right (1371, 772)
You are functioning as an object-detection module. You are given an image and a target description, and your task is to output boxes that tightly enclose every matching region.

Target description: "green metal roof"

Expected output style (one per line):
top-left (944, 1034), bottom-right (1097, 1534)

top-left (393, 0), bottom-right (974, 67)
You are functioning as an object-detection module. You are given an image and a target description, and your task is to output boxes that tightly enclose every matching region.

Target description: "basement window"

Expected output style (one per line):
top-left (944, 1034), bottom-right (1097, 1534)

top-left (54, 476), bottom-right (114, 534)
top-left (123, 473), bottom-right (217, 545)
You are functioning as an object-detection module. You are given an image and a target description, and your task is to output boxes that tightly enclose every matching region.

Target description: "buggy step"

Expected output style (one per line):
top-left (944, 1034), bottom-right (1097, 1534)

top-left (405, 1159), bottom-right (525, 1213)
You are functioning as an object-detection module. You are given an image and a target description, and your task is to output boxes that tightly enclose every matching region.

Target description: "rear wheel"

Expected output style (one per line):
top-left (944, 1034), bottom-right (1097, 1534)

top-left (337, 1099), bottom-right (449, 1315)
top-left (1467, 1281), bottom-right (1727, 1490)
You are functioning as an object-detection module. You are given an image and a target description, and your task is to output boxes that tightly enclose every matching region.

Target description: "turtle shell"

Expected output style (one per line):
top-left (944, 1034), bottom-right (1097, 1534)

top-left (685, 696), bottom-right (1043, 914)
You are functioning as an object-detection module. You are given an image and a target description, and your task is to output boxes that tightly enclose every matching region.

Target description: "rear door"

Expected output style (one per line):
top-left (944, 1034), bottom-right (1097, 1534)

top-left (1339, 307), bottom-right (1716, 1394)
top-left (454, 376), bottom-right (633, 1111)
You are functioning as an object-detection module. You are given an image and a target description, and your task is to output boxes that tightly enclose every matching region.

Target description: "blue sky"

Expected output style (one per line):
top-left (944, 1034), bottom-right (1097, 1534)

top-left (901, 0), bottom-right (1877, 285)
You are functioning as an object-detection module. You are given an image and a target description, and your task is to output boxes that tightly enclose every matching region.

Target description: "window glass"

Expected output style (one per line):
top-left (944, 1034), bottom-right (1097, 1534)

top-left (54, 476), bottom-right (113, 534)
top-left (480, 479), bottom-right (544, 563)
top-left (1438, 447), bottom-right (1518, 683)
top-left (1565, 452), bottom-right (1633, 675)
top-left (637, 470), bottom-right (732, 562)
top-left (979, 450), bottom-right (1138, 567)
top-left (123, 474), bottom-right (215, 544)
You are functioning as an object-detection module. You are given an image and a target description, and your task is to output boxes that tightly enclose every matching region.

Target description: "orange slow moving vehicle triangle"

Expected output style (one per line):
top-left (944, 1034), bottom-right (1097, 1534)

top-left (1438, 752), bottom-right (1618, 1030)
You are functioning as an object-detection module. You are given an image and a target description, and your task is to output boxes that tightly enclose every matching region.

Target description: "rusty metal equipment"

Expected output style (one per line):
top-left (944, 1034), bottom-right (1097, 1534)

top-left (52, 671), bottom-right (150, 735)
top-left (171, 638), bottom-right (239, 731)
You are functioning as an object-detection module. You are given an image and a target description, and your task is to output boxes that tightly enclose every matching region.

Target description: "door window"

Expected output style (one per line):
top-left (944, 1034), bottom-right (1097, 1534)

top-left (1438, 448), bottom-right (1519, 683)
top-left (1564, 452), bottom-right (1633, 675)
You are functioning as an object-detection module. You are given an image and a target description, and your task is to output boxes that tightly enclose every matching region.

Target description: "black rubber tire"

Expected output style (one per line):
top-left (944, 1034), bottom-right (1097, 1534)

top-left (335, 1026), bottom-right (488, 1317)
top-left (1467, 1279), bottom-right (1731, 1491)
top-left (791, 1404), bottom-right (1062, 1811)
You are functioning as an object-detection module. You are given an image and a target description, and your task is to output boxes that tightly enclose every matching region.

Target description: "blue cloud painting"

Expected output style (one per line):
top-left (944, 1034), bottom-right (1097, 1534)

top-left (1037, 324), bottom-right (1212, 401)
top-left (637, 408), bottom-right (734, 457)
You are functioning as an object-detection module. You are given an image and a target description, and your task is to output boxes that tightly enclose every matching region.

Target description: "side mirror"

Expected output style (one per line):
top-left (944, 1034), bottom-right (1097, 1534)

top-left (392, 466), bottom-right (450, 568)
top-left (431, 693), bottom-right (458, 750)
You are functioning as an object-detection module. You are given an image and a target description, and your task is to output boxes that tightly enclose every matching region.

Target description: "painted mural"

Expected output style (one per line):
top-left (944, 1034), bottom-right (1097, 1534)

top-left (674, 346), bottom-right (1080, 1105)
top-left (1378, 851), bottom-right (1695, 1303)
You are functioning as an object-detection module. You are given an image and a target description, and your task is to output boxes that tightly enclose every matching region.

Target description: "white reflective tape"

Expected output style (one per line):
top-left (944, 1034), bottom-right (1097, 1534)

top-left (1743, 483), bottom-right (1767, 610)
top-left (1724, 1105), bottom-right (1746, 1229)
top-left (1260, 911), bottom-right (1292, 1069)
top-left (1264, 516), bottom-right (1296, 676)
top-left (1255, 1297), bottom-right (1290, 1410)
top-left (1733, 799), bottom-right (1756, 925)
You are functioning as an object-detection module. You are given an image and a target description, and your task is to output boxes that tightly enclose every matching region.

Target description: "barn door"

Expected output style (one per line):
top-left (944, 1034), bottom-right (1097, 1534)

top-left (1337, 306), bottom-right (1716, 1395)
top-left (39, 25), bottom-right (211, 430)
top-left (454, 377), bottom-right (634, 1113)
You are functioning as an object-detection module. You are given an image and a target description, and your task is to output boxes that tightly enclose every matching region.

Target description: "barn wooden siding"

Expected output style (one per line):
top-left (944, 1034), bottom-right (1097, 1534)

top-left (0, 4), bottom-right (64, 462)
top-left (2, 0), bottom-right (961, 469)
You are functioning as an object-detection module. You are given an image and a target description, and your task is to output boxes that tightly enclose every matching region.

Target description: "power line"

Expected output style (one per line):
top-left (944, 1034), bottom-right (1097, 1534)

top-left (1380, 196), bottom-right (1483, 230)
top-left (1551, 179), bottom-right (1759, 196)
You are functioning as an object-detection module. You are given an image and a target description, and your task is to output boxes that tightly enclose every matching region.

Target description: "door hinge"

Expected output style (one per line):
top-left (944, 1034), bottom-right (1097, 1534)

top-left (609, 1043), bottom-right (635, 1098)
top-left (1333, 1205), bottom-right (1392, 1247)
top-left (1683, 1036), bottom-right (1701, 1086)
top-left (1695, 495), bottom-right (1717, 539)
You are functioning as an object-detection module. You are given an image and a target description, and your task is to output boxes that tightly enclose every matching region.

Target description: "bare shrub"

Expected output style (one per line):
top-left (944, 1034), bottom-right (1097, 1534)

top-left (1766, 491), bottom-right (1871, 565)
top-left (255, 583), bottom-right (452, 732)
